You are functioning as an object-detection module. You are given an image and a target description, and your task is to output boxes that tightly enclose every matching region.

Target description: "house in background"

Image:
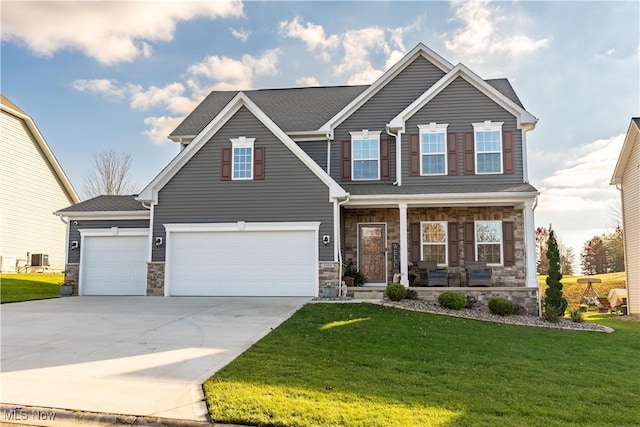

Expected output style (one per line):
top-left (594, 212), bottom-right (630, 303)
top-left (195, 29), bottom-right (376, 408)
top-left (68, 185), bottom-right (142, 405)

top-left (611, 118), bottom-right (640, 316)
top-left (56, 43), bottom-right (540, 312)
top-left (1, 94), bottom-right (79, 272)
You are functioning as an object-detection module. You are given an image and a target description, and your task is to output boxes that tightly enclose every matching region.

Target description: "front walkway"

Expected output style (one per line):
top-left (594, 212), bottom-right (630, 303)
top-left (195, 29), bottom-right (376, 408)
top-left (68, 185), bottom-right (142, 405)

top-left (1, 296), bottom-right (308, 421)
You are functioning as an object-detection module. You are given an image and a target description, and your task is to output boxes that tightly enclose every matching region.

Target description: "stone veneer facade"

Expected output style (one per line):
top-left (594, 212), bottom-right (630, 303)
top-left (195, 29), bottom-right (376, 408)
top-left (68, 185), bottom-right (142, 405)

top-left (319, 261), bottom-right (340, 295)
top-left (146, 262), bottom-right (165, 296)
top-left (344, 206), bottom-right (527, 286)
top-left (64, 263), bottom-right (79, 295)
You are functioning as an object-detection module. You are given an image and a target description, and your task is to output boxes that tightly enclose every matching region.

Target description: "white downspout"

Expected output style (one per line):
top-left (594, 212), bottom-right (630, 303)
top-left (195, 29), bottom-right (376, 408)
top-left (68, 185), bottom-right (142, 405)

top-left (522, 129), bottom-right (529, 183)
top-left (335, 194), bottom-right (350, 296)
top-left (57, 215), bottom-right (70, 265)
top-left (387, 126), bottom-right (402, 186)
top-left (326, 133), bottom-right (331, 175)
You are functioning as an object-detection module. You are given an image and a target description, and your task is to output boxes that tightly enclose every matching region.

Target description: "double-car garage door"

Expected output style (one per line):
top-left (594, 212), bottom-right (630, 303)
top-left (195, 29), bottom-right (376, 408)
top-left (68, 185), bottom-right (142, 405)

top-left (79, 223), bottom-right (319, 297)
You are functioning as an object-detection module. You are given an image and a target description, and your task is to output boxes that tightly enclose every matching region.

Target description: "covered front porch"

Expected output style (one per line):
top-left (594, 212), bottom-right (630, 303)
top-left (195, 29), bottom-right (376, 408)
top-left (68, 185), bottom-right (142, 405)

top-left (340, 196), bottom-right (538, 290)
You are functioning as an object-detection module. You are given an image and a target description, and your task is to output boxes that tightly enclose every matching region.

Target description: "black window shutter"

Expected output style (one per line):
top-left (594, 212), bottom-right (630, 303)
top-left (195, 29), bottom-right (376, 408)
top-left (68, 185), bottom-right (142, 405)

top-left (503, 130), bottom-right (514, 174)
top-left (447, 133), bottom-right (458, 175)
top-left (380, 138), bottom-right (390, 179)
top-left (342, 140), bottom-right (351, 181)
top-left (409, 134), bottom-right (420, 176)
top-left (463, 222), bottom-right (475, 262)
top-left (410, 223), bottom-right (421, 263)
top-left (464, 132), bottom-right (474, 175)
top-left (448, 222), bottom-right (459, 266)
top-left (254, 146), bottom-right (265, 180)
top-left (503, 222), bottom-right (515, 266)
top-left (221, 147), bottom-right (231, 181)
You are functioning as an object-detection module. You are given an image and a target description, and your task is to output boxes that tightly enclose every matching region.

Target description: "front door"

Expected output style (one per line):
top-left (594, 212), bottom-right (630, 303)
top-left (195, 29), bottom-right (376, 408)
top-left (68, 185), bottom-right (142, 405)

top-left (358, 224), bottom-right (386, 284)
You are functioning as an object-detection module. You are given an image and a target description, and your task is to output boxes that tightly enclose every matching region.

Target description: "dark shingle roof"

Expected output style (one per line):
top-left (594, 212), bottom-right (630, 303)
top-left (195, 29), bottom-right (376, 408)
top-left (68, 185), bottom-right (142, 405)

top-left (56, 195), bottom-right (146, 213)
top-left (342, 182), bottom-right (538, 196)
top-left (170, 85), bottom-right (368, 138)
top-left (485, 79), bottom-right (524, 109)
top-left (170, 78), bottom-right (527, 139)
top-left (633, 117), bottom-right (640, 128)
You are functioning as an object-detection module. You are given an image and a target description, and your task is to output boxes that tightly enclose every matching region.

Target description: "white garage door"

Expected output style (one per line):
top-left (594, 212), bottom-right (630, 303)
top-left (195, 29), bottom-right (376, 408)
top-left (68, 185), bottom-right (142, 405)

top-left (80, 229), bottom-right (148, 296)
top-left (166, 223), bottom-right (319, 296)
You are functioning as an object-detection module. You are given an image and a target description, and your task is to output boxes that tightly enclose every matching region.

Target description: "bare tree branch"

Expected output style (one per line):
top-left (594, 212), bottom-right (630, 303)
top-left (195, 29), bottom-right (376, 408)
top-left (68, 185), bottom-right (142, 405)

top-left (83, 149), bottom-right (138, 199)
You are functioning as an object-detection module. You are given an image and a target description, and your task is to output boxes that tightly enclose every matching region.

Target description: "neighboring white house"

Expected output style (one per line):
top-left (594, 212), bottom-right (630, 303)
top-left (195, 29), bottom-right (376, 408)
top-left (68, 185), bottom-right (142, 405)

top-left (0, 94), bottom-right (79, 272)
top-left (611, 118), bottom-right (640, 316)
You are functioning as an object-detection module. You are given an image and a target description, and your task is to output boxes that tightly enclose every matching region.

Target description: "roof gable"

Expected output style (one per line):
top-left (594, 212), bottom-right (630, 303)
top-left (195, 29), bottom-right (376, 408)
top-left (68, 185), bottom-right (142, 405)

top-left (611, 118), bottom-right (640, 185)
top-left (318, 43), bottom-right (454, 135)
top-left (138, 92), bottom-right (346, 203)
top-left (388, 63), bottom-right (538, 131)
top-left (0, 94), bottom-right (80, 204)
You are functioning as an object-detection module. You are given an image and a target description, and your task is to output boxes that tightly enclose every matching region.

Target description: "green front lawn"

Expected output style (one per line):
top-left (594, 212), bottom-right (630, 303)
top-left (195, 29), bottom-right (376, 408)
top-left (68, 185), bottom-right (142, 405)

top-left (204, 303), bottom-right (640, 427)
top-left (0, 273), bottom-right (64, 303)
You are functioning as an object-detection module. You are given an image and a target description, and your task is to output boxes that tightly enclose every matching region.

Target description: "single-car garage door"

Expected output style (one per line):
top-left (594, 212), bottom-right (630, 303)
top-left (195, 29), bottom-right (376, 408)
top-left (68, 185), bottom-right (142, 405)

top-left (165, 222), bottom-right (319, 296)
top-left (79, 229), bottom-right (148, 295)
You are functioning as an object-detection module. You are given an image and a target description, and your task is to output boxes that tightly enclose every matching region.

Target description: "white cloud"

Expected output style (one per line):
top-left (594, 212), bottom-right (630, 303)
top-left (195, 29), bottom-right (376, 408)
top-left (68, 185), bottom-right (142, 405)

top-left (230, 28), bottom-right (251, 42)
top-left (279, 17), bottom-right (339, 61)
top-left (187, 49), bottom-right (280, 90)
top-left (535, 134), bottom-right (624, 256)
top-left (297, 76), bottom-right (320, 87)
top-left (143, 116), bottom-right (185, 144)
top-left (445, 0), bottom-right (549, 63)
top-left (71, 79), bottom-right (138, 100)
top-left (281, 16), bottom-right (422, 85)
top-left (2, 1), bottom-right (243, 65)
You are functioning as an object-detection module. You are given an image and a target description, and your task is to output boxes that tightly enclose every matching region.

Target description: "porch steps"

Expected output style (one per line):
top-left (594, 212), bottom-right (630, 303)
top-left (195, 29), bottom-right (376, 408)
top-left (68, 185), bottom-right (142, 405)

top-left (348, 286), bottom-right (386, 300)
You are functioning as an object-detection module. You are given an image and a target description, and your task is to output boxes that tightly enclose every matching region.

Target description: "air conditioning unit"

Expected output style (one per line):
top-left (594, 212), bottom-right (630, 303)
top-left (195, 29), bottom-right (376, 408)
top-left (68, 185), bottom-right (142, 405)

top-left (31, 254), bottom-right (49, 267)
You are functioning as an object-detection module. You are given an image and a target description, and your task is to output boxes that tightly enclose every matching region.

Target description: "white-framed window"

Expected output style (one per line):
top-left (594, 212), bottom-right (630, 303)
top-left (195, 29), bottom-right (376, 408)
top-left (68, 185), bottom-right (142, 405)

top-left (473, 121), bottom-right (503, 174)
top-left (421, 221), bottom-right (448, 266)
top-left (231, 137), bottom-right (255, 180)
top-left (475, 221), bottom-right (502, 265)
top-left (351, 130), bottom-right (380, 181)
top-left (418, 123), bottom-right (448, 175)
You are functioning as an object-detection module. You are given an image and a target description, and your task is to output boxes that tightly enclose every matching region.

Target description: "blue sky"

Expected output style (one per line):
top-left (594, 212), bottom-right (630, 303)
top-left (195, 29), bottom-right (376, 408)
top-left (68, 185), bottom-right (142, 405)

top-left (2, 0), bottom-right (639, 264)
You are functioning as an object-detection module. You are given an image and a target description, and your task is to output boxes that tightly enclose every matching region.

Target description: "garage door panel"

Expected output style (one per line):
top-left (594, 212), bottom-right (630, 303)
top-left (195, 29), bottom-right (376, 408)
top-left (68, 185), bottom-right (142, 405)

top-left (168, 229), bottom-right (317, 297)
top-left (81, 235), bottom-right (148, 296)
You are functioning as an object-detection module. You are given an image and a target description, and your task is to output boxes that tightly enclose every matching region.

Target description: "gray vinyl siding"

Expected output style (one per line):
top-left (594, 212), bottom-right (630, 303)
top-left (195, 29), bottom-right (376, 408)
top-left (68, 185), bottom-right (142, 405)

top-left (331, 56), bottom-right (447, 183)
top-left (297, 140), bottom-right (327, 171)
top-left (153, 106), bottom-right (334, 262)
top-left (403, 77), bottom-right (524, 185)
top-left (67, 219), bottom-right (150, 263)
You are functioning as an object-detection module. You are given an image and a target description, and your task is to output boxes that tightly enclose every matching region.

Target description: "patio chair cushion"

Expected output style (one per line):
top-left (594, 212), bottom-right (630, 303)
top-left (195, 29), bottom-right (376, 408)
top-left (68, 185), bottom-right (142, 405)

top-left (429, 271), bottom-right (448, 278)
top-left (469, 272), bottom-right (491, 279)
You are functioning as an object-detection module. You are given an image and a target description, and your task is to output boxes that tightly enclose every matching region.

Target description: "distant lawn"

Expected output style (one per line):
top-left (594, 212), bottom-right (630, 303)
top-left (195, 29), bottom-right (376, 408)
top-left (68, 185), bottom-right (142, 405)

top-left (204, 303), bottom-right (640, 427)
top-left (538, 272), bottom-right (626, 310)
top-left (0, 273), bottom-right (64, 303)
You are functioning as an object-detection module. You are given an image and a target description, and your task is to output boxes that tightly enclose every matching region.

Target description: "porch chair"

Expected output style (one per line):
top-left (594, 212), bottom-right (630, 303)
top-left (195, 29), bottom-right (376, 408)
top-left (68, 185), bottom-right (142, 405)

top-left (465, 261), bottom-right (492, 287)
top-left (418, 261), bottom-right (448, 287)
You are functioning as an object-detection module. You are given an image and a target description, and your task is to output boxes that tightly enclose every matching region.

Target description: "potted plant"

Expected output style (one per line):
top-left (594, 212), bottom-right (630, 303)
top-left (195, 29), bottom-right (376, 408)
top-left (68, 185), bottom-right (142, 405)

top-left (343, 264), bottom-right (366, 286)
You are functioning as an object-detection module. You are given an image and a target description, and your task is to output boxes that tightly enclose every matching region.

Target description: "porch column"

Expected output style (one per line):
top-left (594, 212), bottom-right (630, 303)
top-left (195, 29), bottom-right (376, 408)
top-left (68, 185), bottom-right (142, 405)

top-left (524, 200), bottom-right (537, 288)
top-left (399, 202), bottom-right (409, 286)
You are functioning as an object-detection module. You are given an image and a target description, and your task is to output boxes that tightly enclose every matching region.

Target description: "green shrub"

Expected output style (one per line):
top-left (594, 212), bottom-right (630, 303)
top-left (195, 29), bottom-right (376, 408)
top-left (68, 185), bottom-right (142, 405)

top-left (437, 291), bottom-right (466, 310)
top-left (385, 283), bottom-right (407, 301)
top-left (569, 309), bottom-right (585, 323)
top-left (405, 288), bottom-right (419, 300)
top-left (543, 305), bottom-right (562, 323)
top-left (488, 297), bottom-right (515, 316)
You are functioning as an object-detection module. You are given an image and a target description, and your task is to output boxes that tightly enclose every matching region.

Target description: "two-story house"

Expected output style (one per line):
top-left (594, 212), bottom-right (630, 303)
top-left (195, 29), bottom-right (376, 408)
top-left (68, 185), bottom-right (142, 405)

top-left (56, 44), bottom-right (540, 312)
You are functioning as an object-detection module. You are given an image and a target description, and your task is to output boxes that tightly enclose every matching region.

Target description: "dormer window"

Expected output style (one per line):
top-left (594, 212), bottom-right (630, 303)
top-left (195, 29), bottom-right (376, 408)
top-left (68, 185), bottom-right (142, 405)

top-left (351, 130), bottom-right (381, 181)
top-left (473, 121), bottom-right (503, 174)
top-left (418, 123), bottom-right (448, 175)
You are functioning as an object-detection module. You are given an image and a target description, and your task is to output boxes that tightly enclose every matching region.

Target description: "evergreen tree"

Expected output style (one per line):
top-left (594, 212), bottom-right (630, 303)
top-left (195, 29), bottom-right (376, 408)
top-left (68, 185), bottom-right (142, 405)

top-left (544, 226), bottom-right (567, 318)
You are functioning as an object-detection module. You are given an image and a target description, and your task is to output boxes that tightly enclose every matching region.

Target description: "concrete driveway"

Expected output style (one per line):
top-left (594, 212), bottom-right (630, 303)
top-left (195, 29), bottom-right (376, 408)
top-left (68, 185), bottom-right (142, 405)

top-left (1, 296), bottom-right (308, 421)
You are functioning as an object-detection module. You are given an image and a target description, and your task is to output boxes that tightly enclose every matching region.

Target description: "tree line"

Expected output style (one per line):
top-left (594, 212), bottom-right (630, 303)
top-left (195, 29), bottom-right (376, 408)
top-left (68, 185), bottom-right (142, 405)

top-left (536, 225), bottom-right (624, 275)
